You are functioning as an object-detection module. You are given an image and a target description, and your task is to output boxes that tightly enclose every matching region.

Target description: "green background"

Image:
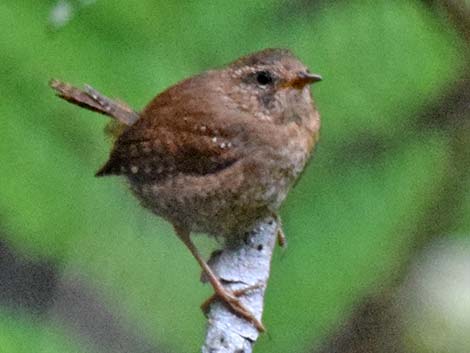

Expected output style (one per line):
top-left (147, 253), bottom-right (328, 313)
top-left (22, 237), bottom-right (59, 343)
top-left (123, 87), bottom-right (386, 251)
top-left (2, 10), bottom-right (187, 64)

top-left (1, 1), bottom-right (469, 352)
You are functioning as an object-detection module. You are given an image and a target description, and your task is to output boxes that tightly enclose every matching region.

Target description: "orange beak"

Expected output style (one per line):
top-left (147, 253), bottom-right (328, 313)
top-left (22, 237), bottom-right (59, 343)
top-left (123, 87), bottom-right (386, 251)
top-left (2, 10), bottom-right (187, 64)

top-left (286, 71), bottom-right (322, 89)
top-left (290, 71), bottom-right (322, 88)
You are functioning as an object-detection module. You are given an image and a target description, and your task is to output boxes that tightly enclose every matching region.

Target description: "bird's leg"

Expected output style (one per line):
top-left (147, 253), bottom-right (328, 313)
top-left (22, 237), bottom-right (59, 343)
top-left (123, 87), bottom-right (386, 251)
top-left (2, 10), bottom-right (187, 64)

top-left (200, 282), bottom-right (264, 314)
top-left (174, 226), bottom-right (265, 332)
top-left (277, 226), bottom-right (287, 248)
top-left (271, 212), bottom-right (287, 248)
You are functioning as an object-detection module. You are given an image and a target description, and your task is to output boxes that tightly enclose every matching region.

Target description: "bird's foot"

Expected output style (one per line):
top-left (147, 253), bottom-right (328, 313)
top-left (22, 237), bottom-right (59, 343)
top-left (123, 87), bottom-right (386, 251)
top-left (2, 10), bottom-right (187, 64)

top-left (201, 283), bottom-right (265, 332)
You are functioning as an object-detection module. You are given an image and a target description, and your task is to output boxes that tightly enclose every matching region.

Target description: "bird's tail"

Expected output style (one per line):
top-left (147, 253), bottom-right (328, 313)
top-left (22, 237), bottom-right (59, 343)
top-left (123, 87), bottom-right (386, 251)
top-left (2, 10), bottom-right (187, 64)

top-left (49, 79), bottom-right (139, 126)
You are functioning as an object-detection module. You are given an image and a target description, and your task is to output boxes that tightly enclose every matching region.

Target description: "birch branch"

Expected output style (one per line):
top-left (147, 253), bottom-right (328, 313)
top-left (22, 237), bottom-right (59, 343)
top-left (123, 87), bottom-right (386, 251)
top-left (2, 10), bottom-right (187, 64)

top-left (202, 217), bottom-right (278, 353)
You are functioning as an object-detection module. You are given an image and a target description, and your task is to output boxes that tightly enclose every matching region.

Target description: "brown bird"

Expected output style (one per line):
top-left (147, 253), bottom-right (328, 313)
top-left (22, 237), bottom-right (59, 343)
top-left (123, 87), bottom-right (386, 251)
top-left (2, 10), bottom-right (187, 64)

top-left (50, 48), bottom-right (321, 331)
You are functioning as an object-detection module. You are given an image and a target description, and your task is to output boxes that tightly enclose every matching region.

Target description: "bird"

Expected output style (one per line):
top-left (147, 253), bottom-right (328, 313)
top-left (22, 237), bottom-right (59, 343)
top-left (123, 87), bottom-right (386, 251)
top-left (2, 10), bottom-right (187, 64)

top-left (50, 48), bottom-right (322, 331)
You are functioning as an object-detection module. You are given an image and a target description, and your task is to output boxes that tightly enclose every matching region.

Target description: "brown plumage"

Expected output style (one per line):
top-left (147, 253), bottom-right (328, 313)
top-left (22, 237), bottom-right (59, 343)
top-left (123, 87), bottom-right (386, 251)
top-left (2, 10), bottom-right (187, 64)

top-left (50, 48), bottom-right (322, 331)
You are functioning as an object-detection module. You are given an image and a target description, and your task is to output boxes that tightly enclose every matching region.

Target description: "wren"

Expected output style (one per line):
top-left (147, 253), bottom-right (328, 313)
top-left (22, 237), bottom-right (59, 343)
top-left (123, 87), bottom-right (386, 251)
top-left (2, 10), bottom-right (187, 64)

top-left (50, 48), bottom-right (322, 331)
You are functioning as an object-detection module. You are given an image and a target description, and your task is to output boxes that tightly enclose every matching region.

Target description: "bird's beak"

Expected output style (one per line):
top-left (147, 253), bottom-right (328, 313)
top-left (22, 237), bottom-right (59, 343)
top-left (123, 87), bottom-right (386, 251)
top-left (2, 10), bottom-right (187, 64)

top-left (300, 72), bottom-right (322, 84)
top-left (286, 71), bottom-right (322, 89)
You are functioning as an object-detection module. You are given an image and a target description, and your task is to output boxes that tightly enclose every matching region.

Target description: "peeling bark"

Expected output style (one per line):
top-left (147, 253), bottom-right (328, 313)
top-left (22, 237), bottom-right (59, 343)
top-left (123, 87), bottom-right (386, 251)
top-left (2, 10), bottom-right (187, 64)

top-left (202, 218), bottom-right (278, 353)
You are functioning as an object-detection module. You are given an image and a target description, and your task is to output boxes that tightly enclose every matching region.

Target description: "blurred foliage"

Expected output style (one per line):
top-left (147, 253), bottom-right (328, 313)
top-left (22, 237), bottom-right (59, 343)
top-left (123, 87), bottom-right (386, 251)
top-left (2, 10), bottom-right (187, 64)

top-left (0, 309), bottom-right (91, 353)
top-left (0, 1), bottom-right (469, 353)
top-left (401, 239), bottom-right (470, 353)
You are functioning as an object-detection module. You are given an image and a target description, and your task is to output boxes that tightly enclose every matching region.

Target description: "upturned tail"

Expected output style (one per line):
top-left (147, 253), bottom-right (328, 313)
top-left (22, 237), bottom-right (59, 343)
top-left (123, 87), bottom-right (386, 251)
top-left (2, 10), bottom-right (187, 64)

top-left (49, 79), bottom-right (139, 126)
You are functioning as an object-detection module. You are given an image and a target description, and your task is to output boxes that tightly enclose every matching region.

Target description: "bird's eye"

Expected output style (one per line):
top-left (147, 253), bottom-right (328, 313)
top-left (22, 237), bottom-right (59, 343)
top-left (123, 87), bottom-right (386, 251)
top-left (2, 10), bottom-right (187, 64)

top-left (255, 71), bottom-right (273, 85)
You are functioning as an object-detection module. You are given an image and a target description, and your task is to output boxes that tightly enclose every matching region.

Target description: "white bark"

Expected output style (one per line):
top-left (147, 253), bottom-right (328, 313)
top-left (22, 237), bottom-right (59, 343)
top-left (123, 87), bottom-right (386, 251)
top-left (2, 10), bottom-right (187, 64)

top-left (202, 217), bottom-right (278, 353)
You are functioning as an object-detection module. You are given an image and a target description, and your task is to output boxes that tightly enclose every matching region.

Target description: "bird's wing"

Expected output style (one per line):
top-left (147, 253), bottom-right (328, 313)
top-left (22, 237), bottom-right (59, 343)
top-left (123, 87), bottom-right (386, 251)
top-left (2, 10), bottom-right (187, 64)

top-left (95, 110), bottom-right (240, 181)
